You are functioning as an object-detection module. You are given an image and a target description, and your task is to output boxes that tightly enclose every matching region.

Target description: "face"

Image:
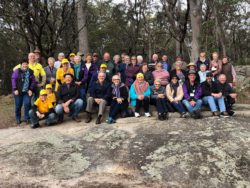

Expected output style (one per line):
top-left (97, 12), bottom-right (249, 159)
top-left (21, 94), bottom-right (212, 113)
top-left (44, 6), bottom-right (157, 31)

top-left (86, 55), bottom-right (92, 62)
top-left (175, 62), bottom-right (181, 70)
top-left (58, 54), bottom-right (65, 61)
top-left (154, 82), bottom-right (161, 89)
top-left (188, 74), bottom-right (196, 82)
top-left (100, 67), bottom-right (106, 72)
top-left (137, 57), bottom-right (143, 64)
top-left (176, 57), bottom-right (182, 61)
top-left (162, 55), bottom-right (168, 61)
top-left (64, 75), bottom-right (73, 84)
top-left (62, 63), bottom-right (69, 69)
top-left (212, 53), bottom-right (218, 60)
top-left (171, 77), bottom-right (178, 84)
top-left (156, 63), bottom-right (163, 70)
top-left (142, 65), bottom-right (148, 72)
top-left (200, 53), bottom-right (206, 59)
top-left (113, 56), bottom-right (120, 63)
top-left (206, 75), bottom-right (212, 82)
top-left (219, 75), bottom-right (226, 84)
top-left (137, 76), bottom-right (144, 82)
top-left (48, 59), bottom-right (54, 67)
top-left (124, 56), bottom-right (130, 64)
top-left (98, 73), bottom-right (106, 82)
top-left (70, 56), bottom-right (75, 62)
top-left (34, 53), bottom-right (40, 61)
top-left (200, 65), bottom-right (206, 72)
top-left (74, 56), bottom-right (81, 64)
top-left (152, 54), bottom-right (158, 61)
top-left (46, 88), bottom-right (52, 93)
top-left (112, 76), bottom-right (120, 85)
top-left (222, 57), bottom-right (228, 64)
top-left (189, 65), bottom-right (196, 70)
top-left (131, 57), bottom-right (137, 64)
top-left (28, 53), bottom-right (36, 62)
top-left (93, 55), bottom-right (98, 62)
top-left (103, 53), bottom-right (110, 61)
top-left (21, 62), bottom-right (29, 70)
top-left (40, 95), bottom-right (47, 101)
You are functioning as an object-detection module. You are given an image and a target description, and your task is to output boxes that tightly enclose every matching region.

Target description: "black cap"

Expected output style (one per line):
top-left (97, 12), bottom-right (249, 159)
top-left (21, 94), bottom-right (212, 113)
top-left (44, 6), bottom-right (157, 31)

top-left (64, 73), bottom-right (74, 78)
top-left (171, 74), bottom-right (179, 80)
top-left (206, 72), bottom-right (213, 77)
top-left (188, 70), bottom-right (197, 75)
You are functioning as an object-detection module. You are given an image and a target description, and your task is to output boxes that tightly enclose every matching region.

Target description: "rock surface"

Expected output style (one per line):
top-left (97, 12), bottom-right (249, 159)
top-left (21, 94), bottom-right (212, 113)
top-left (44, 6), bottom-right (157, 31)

top-left (0, 112), bottom-right (250, 187)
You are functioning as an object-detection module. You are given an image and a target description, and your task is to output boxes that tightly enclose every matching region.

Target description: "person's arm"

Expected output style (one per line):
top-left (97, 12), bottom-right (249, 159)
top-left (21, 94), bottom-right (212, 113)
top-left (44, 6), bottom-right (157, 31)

top-left (11, 70), bottom-right (18, 91)
top-left (103, 84), bottom-right (112, 101)
top-left (56, 85), bottom-right (63, 104)
top-left (166, 85), bottom-right (174, 102)
top-left (29, 72), bottom-right (36, 91)
top-left (201, 82), bottom-right (210, 96)
top-left (71, 85), bottom-right (80, 102)
top-left (232, 65), bottom-right (237, 81)
top-left (194, 84), bottom-right (202, 100)
top-left (182, 83), bottom-right (191, 100)
top-left (176, 85), bottom-right (184, 101)
top-left (129, 84), bottom-right (138, 100)
top-left (143, 85), bottom-right (151, 97)
top-left (40, 67), bottom-right (46, 86)
top-left (150, 87), bottom-right (158, 99)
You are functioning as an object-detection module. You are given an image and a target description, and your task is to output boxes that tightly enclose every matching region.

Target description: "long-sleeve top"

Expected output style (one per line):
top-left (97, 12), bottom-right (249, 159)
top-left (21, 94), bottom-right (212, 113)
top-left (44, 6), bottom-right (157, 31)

top-left (150, 86), bottom-right (166, 99)
top-left (44, 66), bottom-right (57, 84)
top-left (196, 58), bottom-right (210, 71)
top-left (142, 71), bottom-right (154, 86)
top-left (166, 84), bottom-right (184, 102)
top-left (183, 81), bottom-right (202, 101)
top-left (217, 82), bottom-right (234, 97)
top-left (201, 81), bottom-right (220, 97)
top-left (152, 69), bottom-right (170, 86)
top-left (209, 60), bottom-right (222, 76)
top-left (90, 81), bottom-right (112, 101)
top-left (56, 82), bottom-right (80, 104)
top-left (129, 83), bottom-right (151, 107)
top-left (125, 64), bottom-right (140, 87)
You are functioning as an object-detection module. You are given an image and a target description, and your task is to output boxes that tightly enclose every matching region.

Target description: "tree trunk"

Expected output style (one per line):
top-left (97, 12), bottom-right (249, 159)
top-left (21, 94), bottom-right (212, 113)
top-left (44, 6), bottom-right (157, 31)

top-left (77, 0), bottom-right (89, 55)
top-left (176, 39), bottom-right (181, 56)
top-left (189, 0), bottom-right (201, 62)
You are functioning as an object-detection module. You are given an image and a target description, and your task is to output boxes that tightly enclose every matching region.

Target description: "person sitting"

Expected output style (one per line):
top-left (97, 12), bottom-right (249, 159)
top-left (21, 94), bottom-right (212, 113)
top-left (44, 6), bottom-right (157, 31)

top-left (130, 73), bottom-right (151, 118)
top-left (221, 56), bottom-right (237, 87)
top-left (150, 79), bottom-right (168, 120)
top-left (55, 58), bottom-right (74, 91)
top-left (198, 64), bottom-right (209, 83)
top-left (196, 52), bottom-right (210, 71)
top-left (201, 72), bottom-right (229, 117)
top-left (44, 57), bottom-right (57, 88)
top-left (170, 61), bottom-right (187, 85)
top-left (107, 75), bottom-right (129, 124)
top-left (45, 84), bottom-right (56, 106)
top-left (11, 58), bottom-right (35, 125)
top-left (140, 63), bottom-right (154, 85)
top-left (125, 56), bottom-right (140, 88)
top-left (29, 89), bottom-right (57, 128)
top-left (85, 72), bottom-right (112, 124)
top-left (160, 54), bottom-right (171, 72)
top-left (182, 70), bottom-right (203, 119)
top-left (217, 74), bottom-right (237, 116)
top-left (152, 62), bottom-right (170, 87)
top-left (187, 62), bottom-right (200, 83)
top-left (166, 75), bottom-right (187, 118)
top-left (89, 64), bottom-right (111, 90)
top-left (55, 73), bottom-right (83, 123)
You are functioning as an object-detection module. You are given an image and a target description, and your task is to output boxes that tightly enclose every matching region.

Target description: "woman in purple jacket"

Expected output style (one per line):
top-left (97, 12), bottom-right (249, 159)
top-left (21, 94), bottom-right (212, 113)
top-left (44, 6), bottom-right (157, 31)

top-left (182, 70), bottom-right (203, 119)
top-left (125, 56), bottom-right (140, 88)
top-left (11, 59), bottom-right (36, 125)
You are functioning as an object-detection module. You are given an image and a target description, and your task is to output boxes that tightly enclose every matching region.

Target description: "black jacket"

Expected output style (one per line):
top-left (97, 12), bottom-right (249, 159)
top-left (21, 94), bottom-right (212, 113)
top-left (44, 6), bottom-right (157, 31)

top-left (217, 82), bottom-right (233, 97)
top-left (143, 71), bottom-right (154, 86)
top-left (201, 81), bottom-right (220, 97)
top-left (90, 81), bottom-right (112, 101)
top-left (56, 82), bottom-right (80, 104)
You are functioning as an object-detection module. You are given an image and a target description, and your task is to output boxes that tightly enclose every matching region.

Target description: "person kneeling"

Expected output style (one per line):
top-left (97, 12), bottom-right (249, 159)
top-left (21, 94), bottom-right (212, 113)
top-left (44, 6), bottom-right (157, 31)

top-left (182, 70), bottom-right (203, 119)
top-left (150, 79), bottom-right (168, 120)
top-left (107, 75), bottom-right (129, 124)
top-left (130, 73), bottom-right (151, 118)
top-left (55, 73), bottom-right (83, 123)
top-left (85, 72), bottom-right (112, 124)
top-left (29, 89), bottom-right (56, 128)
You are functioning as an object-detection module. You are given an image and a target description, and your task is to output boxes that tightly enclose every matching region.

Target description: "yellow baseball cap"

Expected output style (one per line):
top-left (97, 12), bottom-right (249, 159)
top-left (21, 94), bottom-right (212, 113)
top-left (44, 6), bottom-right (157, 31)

top-left (100, 64), bottom-right (107, 68)
top-left (69, 53), bottom-right (75, 57)
top-left (40, 89), bottom-right (47, 96)
top-left (45, 84), bottom-right (52, 89)
top-left (62, 58), bottom-right (69, 64)
top-left (136, 73), bottom-right (144, 79)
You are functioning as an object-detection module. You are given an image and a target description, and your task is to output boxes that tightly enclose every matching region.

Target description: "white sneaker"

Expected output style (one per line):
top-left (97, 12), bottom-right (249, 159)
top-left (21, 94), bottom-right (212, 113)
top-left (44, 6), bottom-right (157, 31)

top-left (145, 112), bottom-right (151, 117)
top-left (134, 112), bottom-right (140, 118)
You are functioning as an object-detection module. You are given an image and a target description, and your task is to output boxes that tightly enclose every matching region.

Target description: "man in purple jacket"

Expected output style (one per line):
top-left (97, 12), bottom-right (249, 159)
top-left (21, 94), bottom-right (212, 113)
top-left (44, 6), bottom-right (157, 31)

top-left (182, 70), bottom-right (203, 119)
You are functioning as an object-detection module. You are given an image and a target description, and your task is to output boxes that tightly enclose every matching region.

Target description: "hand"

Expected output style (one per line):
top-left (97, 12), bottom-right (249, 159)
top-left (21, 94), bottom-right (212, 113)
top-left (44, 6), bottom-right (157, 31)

top-left (229, 93), bottom-right (237, 99)
top-left (117, 98), bottom-right (123, 104)
top-left (50, 78), bottom-right (55, 84)
top-left (174, 98), bottom-right (179, 103)
top-left (138, 95), bottom-right (144, 100)
top-left (63, 105), bottom-right (70, 113)
top-left (40, 114), bottom-right (45, 119)
top-left (217, 92), bottom-right (222, 98)
top-left (65, 99), bottom-right (73, 106)
top-left (190, 101), bottom-right (196, 107)
top-left (75, 81), bottom-right (81, 86)
top-left (95, 98), bottom-right (101, 104)
top-left (14, 90), bottom-right (19, 96)
top-left (28, 90), bottom-right (32, 97)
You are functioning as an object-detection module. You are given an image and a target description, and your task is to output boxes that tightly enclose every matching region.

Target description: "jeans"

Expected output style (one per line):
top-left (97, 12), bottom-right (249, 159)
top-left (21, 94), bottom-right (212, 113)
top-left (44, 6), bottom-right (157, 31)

top-left (135, 97), bottom-right (150, 113)
top-left (171, 101), bottom-right (186, 113)
top-left (14, 92), bottom-right (31, 121)
top-left (79, 87), bottom-right (87, 110)
top-left (151, 98), bottom-right (168, 113)
top-left (203, 96), bottom-right (226, 112)
top-left (182, 99), bottom-right (202, 113)
top-left (55, 99), bottom-right (83, 120)
top-left (29, 109), bottom-right (56, 126)
top-left (109, 100), bottom-right (128, 119)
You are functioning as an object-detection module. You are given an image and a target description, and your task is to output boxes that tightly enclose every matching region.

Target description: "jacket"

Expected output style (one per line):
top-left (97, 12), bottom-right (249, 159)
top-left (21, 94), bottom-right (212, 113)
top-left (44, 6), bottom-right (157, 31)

top-left (99, 60), bottom-right (117, 79)
top-left (125, 64), bottom-right (140, 87)
top-left (111, 83), bottom-right (129, 107)
top-left (56, 82), bottom-right (80, 104)
top-left (201, 81), bottom-right (220, 97)
top-left (129, 82), bottom-right (151, 107)
top-left (166, 84), bottom-right (184, 102)
top-left (183, 81), bottom-right (202, 101)
top-left (44, 66), bottom-right (57, 84)
top-left (217, 82), bottom-right (234, 97)
top-left (150, 86), bottom-right (166, 99)
top-left (11, 68), bottom-right (36, 93)
top-left (142, 71), bottom-right (154, 85)
top-left (196, 58), bottom-right (210, 71)
top-left (152, 69), bottom-right (170, 86)
top-left (90, 81), bottom-right (112, 101)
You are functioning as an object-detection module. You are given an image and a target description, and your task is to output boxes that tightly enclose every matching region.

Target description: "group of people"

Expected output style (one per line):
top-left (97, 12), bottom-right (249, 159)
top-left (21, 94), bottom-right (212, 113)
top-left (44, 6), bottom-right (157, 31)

top-left (11, 50), bottom-right (237, 128)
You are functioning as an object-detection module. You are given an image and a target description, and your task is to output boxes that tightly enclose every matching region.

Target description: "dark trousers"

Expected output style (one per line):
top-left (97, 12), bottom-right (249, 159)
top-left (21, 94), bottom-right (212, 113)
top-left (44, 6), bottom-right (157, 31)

top-left (225, 96), bottom-right (235, 112)
top-left (135, 97), bottom-right (149, 113)
top-left (151, 98), bottom-right (168, 113)
top-left (171, 101), bottom-right (186, 113)
top-left (109, 100), bottom-right (128, 119)
top-left (14, 92), bottom-right (31, 121)
top-left (79, 86), bottom-right (87, 110)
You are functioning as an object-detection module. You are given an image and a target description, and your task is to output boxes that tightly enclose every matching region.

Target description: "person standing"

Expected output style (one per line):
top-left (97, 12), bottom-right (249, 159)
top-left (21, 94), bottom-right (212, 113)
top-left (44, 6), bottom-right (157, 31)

top-left (125, 56), bottom-right (140, 88)
top-left (221, 56), bottom-right (237, 87)
top-left (44, 57), bottom-right (57, 88)
top-left (54, 52), bottom-right (65, 69)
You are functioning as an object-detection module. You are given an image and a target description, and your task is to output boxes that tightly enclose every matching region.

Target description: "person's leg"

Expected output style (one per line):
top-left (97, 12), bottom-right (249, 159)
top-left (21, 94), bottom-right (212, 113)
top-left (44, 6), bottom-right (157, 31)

top-left (86, 97), bottom-right (94, 113)
top-left (98, 99), bottom-right (107, 116)
top-left (79, 87), bottom-right (87, 110)
top-left (71, 99), bottom-right (83, 118)
top-left (45, 113), bottom-right (56, 126)
top-left (14, 95), bottom-right (22, 123)
top-left (215, 97), bottom-right (226, 112)
top-left (193, 99), bottom-right (203, 111)
top-left (182, 100), bottom-right (193, 113)
top-left (29, 109), bottom-right (39, 127)
top-left (55, 104), bottom-right (64, 122)
top-left (172, 102), bottom-right (186, 113)
top-left (135, 99), bottom-right (142, 113)
top-left (109, 101), bottom-right (120, 119)
top-left (156, 98), bottom-right (164, 113)
top-left (23, 93), bottom-right (31, 121)
top-left (203, 96), bottom-right (217, 112)
top-left (143, 97), bottom-right (150, 113)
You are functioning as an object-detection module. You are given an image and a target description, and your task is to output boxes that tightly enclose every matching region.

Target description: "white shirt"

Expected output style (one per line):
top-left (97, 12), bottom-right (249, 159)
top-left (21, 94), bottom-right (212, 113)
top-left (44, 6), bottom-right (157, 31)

top-left (54, 61), bottom-right (61, 69)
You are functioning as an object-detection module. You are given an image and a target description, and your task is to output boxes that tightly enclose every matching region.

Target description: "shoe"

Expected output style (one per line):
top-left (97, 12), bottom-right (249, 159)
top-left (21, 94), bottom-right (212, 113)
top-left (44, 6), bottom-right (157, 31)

top-left (228, 110), bottom-right (235, 116)
top-left (164, 112), bottom-right (169, 120)
top-left (212, 111), bottom-right (220, 116)
top-left (221, 112), bottom-right (230, 118)
top-left (95, 115), bottom-right (102, 124)
top-left (134, 112), bottom-right (140, 118)
top-left (193, 110), bottom-right (202, 119)
top-left (31, 123), bottom-right (40, 129)
top-left (16, 119), bottom-right (21, 125)
top-left (145, 112), bottom-right (151, 117)
top-left (158, 113), bottom-right (163, 121)
top-left (180, 112), bottom-right (187, 118)
top-left (85, 112), bottom-right (92, 123)
top-left (25, 119), bottom-right (31, 125)
top-left (72, 116), bottom-right (81, 122)
top-left (106, 117), bottom-right (114, 124)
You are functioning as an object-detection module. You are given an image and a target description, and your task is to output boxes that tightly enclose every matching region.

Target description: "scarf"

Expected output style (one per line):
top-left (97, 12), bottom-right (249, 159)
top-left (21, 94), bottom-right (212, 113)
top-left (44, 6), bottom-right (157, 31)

top-left (73, 64), bottom-right (81, 79)
top-left (21, 68), bottom-right (30, 92)
top-left (112, 83), bottom-right (123, 98)
top-left (171, 82), bottom-right (179, 98)
top-left (134, 79), bottom-right (149, 95)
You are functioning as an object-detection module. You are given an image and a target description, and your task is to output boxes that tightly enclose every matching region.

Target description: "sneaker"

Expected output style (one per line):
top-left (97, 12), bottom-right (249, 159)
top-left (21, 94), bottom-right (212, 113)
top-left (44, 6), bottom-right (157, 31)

top-left (221, 112), bottom-right (230, 118)
top-left (158, 113), bottom-right (163, 121)
top-left (193, 110), bottom-right (202, 119)
top-left (145, 112), bottom-right (151, 117)
top-left (134, 112), bottom-right (140, 118)
top-left (164, 112), bottom-right (169, 120)
top-left (212, 111), bottom-right (220, 116)
top-left (106, 117), bottom-right (115, 124)
top-left (72, 116), bottom-right (81, 122)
